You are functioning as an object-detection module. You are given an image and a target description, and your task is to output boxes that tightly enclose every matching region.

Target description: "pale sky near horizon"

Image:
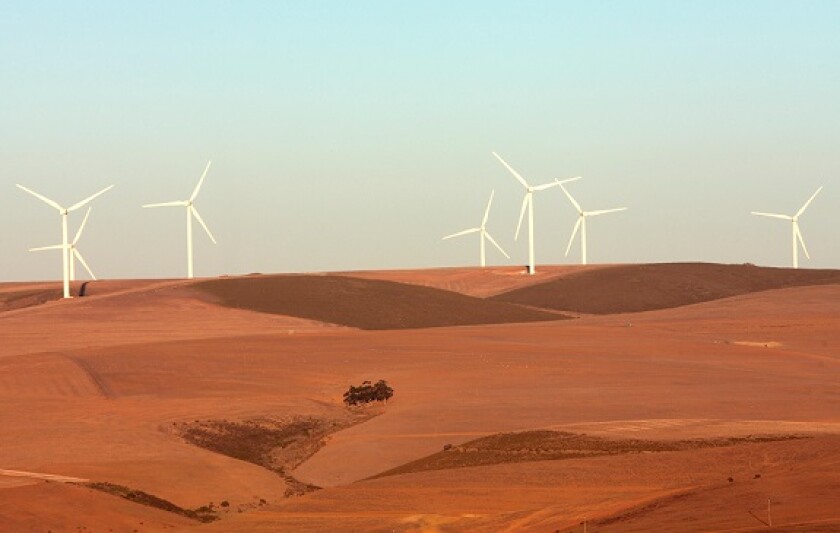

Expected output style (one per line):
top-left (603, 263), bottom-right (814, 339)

top-left (1, 1), bottom-right (839, 281)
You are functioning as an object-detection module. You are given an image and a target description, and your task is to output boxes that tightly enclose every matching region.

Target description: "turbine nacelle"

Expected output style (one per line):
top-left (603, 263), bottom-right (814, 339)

top-left (443, 189), bottom-right (509, 268)
top-left (143, 160), bottom-right (217, 279)
top-left (17, 184), bottom-right (113, 297)
top-left (493, 151), bottom-right (583, 274)
top-left (558, 181), bottom-right (627, 265)
top-left (751, 186), bottom-right (822, 269)
top-left (29, 207), bottom-right (98, 281)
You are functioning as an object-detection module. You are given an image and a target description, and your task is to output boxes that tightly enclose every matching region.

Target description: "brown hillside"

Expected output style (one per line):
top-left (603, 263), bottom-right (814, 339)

top-left (0, 279), bottom-right (180, 314)
top-left (0, 284), bottom-right (62, 312)
top-left (492, 263), bottom-right (840, 314)
top-left (339, 265), bottom-right (610, 297)
top-left (3, 271), bottom-right (840, 530)
top-left (369, 430), bottom-right (803, 479)
top-left (194, 275), bottom-right (564, 330)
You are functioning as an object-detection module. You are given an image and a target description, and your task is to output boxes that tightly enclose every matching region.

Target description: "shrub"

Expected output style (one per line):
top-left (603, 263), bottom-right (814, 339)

top-left (343, 380), bottom-right (394, 406)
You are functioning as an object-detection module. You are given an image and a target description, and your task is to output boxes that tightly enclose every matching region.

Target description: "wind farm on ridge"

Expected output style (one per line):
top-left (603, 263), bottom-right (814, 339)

top-left (4, 148), bottom-right (840, 532)
top-left (14, 153), bottom-right (828, 297)
top-left (3, 3), bottom-right (840, 532)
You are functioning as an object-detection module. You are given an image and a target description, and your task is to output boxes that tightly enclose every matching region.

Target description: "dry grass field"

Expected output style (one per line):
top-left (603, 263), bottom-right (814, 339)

top-left (2, 263), bottom-right (840, 532)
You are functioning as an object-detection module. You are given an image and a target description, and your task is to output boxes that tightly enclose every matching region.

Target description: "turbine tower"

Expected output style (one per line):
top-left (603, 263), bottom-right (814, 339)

top-left (443, 189), bottom-right (510, 267)
top-left (30, 207), bottom-right (98, 281)
top-left (17, 183), bottom-right (114, 298)
top-left (492, 152), bottom-right (581, 275)
top-left (143, 160), bottom-right (217, 279)
top-left (558, 180), bottom-right (627, 265)
top-left (752, 186), bottom-right (822, 269)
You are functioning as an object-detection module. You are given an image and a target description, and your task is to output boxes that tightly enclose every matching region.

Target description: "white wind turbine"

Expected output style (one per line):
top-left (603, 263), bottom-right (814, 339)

top-left (751, 186), bottom-right (822, 269)
top-left (17, 183), bottom-right (114, 298)
top-left (30, 207), bottom-right (98, 281)
top-left (143, 161), bottom-right (217, 279)
top-left (443, 189), bottom-right (510, 267)
top-left (558, 180), bottom-right (627, 265)
top-left (492, 152), bottom-right (581, 275)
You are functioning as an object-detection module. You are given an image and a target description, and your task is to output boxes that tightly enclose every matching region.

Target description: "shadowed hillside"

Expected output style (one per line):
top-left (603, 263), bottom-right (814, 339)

top-left (195, 275), bottom-right (564, 330)
top-left (492, 263), bottom-right (840, 314)
top-left (0, 286), bottom-right (62, 312)
top-left (370, 430), bottom-right (802, 479)
top-left (0, 280), bottom-right (181, 314)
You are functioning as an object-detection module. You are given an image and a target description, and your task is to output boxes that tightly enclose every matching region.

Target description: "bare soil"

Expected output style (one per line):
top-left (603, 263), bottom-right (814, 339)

top-left (370, 430), bottom-right (806, 479)
top-left (0, 279), bottom-right (179, 313)
top-left (195, 274), bottom-right (565, 329)
top-left (492, 262), bottom-right (840, 314)
top-left (3, 265), bottom-right (840, 532)
top-left (337, 265), bottom-right (610, 297)
top-left (0, 286), bottom-right (62, 312)
top-left (84, 481), bottom-right (218, 522)
top-left (174, 410), bottom-right (379, 496)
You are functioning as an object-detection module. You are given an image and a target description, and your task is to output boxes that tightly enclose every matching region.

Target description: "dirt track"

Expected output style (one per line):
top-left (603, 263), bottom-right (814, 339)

top-left (0, 469), bottom-right (88, 483)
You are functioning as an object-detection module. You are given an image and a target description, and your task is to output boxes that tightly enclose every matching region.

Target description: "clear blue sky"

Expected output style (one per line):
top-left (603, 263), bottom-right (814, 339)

top-left (1, 1), bottom-right (838, 281)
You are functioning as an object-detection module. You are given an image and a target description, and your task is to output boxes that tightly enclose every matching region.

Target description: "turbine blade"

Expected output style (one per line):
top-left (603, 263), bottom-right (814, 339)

top-left (565, 217), bottom-right (582, 256)
top-left (492, 152), bottom-right (529, 189)
top-left (586, 207), bottom-right (627, 217)
top-left (558, 182), bottom-right (583, 213)
top-left (514, 193), bottom-right (529, 240)
top-left (191, 206), bottom-right (217, 244)
top-left (68, 185), bottom-right (114, 211)
top-left (190, 160), bottom-right (213, 201)
top-left (481, 190), bottom-right (495, 227)
top-left (556, 176), bottom-right (583, 185)
top-left (29, 244), bottom-right (65, 252)
top-left (796, 186), bottom-right (823, 217)
top-left (73, 207), bottom-right (92, 244)
top-left (532, 181), bottom-right (560, 192)
top-left (751, 211), bottom-right (792, 220)
top-left (795, 223), bottom-right (810, 259)
top-left (74, 249), bottom-right (97, 280)
top-left (443, 227), bottom-right (480, 240)
top-left (485, 232), bottom-right (510, 259)
top-left (143, 201), bottom-right (188, 208)
top-left (16, 184), bottom-right (63, 211)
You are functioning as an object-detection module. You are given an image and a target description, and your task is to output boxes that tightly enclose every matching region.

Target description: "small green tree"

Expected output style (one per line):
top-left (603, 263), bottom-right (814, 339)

top-left (343, 380), bottom-right (394, 406)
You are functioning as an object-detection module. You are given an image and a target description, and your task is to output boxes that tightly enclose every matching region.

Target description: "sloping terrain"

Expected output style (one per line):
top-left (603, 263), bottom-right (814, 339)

top-left (492, 262), bottom-right (840, 314)
top-left (195, 274), bottom-right (564, 329)
top-left (0, 283), bottom-right (338, 358)
top-left (369, 430), bottom-right (804, 479)
top-left (0, 284), bottom-right (62, 312)
top-left (2, 265), bottom-right (840, 531)
top-left (0, 279), bottom-right (172, 313)
top-left (338, 265), bottom-right (610, 297)
top-left (0, 482), bottom-right (196, 531)
top-left (201, 435), bottom-right (840, 533)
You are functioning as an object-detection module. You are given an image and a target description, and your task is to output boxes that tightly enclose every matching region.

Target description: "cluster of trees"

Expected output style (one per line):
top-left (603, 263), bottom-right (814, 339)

top-left (343, 380), bottom-right (394, 406)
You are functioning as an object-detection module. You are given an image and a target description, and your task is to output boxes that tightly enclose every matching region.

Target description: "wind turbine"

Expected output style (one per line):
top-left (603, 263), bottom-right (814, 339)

top-left (30, 207), bottom-right (98, 281)
top-left (16, 183), bottom-right (114, 298)
top-left (143, 160), bottom-right (217, 279)
top-left (558, 180), bottom-right (627, 265)
top-left (751, 186), bottom-right (822, 269)
top-left (492, 152), bottom-right (581, 275)
top-left (443, 189), bottom-right (510, 267)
